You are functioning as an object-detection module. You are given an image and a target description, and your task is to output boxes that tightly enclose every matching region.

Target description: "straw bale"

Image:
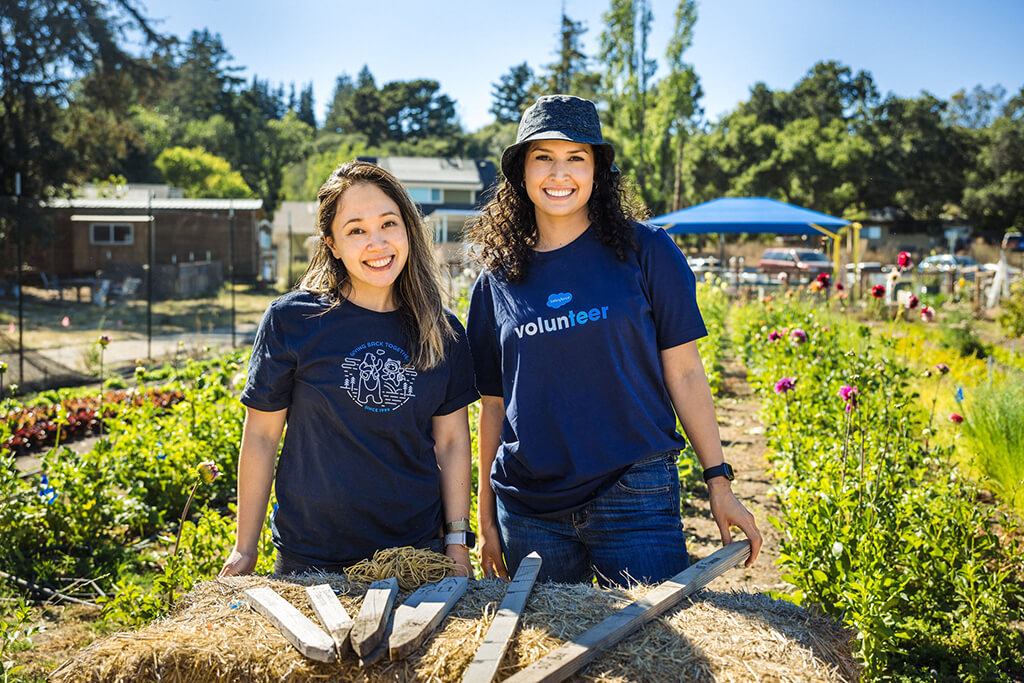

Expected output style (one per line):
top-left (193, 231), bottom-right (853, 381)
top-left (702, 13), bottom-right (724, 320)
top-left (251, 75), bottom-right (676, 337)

top-left (52, 574), bottom-right (860, 682)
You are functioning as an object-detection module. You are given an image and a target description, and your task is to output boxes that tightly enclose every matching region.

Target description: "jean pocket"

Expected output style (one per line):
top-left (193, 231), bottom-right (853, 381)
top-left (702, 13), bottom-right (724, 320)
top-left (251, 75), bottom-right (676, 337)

top-left (615, 456), bottom-right (676, 495)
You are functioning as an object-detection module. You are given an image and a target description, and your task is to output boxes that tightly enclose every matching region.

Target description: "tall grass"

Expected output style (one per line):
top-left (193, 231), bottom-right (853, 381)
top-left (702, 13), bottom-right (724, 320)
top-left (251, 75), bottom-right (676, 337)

top-left (961, 374), bottom-right (1024, 515)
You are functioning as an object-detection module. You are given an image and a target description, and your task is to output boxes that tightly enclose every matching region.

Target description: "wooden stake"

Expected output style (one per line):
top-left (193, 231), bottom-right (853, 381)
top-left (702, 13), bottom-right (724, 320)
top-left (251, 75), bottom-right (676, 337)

top-left (306, 584), bottom-right (354, 657)
top-left (244, 587), bottom-right (335, 662)
top-left (389, 576), bottom-right (468, 659)
top-left (350, 577), bottom-right (398, 658)
top-left (462, 552), bottom-right (542, 683)
top-left (504, 541), bottom-right (751, 683)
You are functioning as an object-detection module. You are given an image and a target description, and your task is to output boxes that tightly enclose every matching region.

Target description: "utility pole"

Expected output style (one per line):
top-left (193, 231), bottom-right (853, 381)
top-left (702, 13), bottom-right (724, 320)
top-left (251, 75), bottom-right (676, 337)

top-left (15, 173), bottom-right (23, 385)
top-left (146, 190), bottom-right (154, 359)
top-left (229, 201), bottom-right (236, 348)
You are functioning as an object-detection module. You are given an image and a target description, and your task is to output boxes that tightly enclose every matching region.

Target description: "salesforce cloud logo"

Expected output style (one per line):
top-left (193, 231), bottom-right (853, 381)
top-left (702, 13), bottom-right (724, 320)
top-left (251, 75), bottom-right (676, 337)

top-left (546, 292), bottom-right (573, 309)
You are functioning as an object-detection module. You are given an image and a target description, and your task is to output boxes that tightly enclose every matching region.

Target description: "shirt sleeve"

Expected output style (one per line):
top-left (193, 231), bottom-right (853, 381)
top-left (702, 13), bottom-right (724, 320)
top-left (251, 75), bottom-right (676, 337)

top-left (240, 300), bottom-right (296, 411)
top-left (466, 272), bottom-right (503, 397)
top-left (639, 225), bottom-right (708, 350)
top-left (435, 313), bottom-right (480, 416)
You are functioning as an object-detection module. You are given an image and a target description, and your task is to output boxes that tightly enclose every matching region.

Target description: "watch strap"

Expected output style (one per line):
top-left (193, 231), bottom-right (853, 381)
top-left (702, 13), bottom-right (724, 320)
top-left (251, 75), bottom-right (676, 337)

top-left (444, 518), bottom-right (471, 533)
top-left (444, 530), bottom-right (476, 547)
top-left (702, 463), bottom-right (735, 482)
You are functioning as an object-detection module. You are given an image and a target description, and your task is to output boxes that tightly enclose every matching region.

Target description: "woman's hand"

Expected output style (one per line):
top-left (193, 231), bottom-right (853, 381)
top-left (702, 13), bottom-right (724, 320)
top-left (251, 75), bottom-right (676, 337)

top-left (445, 544), bottom-right (474, 579)
top-left (478, 522), bottom-right (509, 579)
top-left (708, 480), bottom-right (762, 567)
top-left (219, 547), bottom-right (258, 577)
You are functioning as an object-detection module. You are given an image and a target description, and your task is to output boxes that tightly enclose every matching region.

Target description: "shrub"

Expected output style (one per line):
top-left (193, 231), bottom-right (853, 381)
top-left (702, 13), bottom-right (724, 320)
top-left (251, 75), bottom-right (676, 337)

top-left (997, 282), bottom-right (1024, 338)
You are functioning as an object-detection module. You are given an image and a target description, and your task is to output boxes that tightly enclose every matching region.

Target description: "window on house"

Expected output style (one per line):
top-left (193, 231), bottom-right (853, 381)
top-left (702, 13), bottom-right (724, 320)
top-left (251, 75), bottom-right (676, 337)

top-left (408, 187), bottom-right (442, 203)
top-left (90, 223), bottom-right (134, 245)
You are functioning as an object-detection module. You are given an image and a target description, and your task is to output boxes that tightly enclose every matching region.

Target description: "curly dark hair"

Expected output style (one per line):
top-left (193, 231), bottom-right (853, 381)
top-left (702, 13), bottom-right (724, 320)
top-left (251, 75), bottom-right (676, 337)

top-left (466, 145), bottom-right (647, 282)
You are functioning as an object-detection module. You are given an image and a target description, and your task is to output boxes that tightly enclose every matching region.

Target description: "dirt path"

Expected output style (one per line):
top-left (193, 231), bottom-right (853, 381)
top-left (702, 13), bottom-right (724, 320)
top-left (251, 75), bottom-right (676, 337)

top-left (683, 348), bottom-right (789, 594)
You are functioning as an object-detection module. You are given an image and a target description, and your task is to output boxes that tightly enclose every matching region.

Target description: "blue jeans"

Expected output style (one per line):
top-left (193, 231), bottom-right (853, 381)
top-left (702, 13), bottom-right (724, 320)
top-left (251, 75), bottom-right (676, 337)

top-left (496, 451), bottom-right (689, 587)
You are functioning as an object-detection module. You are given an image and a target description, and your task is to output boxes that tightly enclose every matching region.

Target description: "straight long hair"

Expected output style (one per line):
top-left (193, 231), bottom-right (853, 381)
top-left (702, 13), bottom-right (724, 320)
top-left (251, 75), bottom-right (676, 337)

top-left (299, 160), bottom-right (453, 370)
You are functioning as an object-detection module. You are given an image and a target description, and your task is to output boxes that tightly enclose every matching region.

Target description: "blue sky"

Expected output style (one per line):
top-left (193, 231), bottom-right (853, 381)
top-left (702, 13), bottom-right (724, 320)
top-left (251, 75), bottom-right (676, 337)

top-left (135, 0), bottom-right (1024, 130)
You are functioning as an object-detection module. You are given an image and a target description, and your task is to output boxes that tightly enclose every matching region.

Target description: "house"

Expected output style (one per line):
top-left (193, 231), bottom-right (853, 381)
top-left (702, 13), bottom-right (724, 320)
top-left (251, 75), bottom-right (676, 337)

top-left (30, 185), bottom-right (266, 298)
top-left (270, 156), bottom-right (497, 286)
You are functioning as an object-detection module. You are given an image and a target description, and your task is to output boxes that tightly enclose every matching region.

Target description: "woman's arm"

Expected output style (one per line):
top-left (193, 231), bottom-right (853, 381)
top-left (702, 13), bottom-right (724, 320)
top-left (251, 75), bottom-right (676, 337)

top-left (432, 406), bottom-right (474, 578)
top-left (660, 341), bottom-right (762, 567)
top-left (477, 395), bottom-right (509, 579)
top-left (219, 406), bottom-right (286, 576)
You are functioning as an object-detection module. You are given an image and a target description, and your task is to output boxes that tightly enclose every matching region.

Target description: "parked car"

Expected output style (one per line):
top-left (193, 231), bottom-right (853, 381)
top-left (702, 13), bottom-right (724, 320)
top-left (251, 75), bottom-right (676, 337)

top-left (757, 248), bottom-right (832, 279)
top-left (1002, 231), bottom-right (1024, 252)
top-left (918, 254), bottom-right (980, 274)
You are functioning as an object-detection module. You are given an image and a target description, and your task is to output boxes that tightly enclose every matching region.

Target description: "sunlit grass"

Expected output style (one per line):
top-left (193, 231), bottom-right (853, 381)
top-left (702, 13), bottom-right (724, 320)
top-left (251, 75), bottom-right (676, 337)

top-left (959, 375), bottom-right (1024, 516)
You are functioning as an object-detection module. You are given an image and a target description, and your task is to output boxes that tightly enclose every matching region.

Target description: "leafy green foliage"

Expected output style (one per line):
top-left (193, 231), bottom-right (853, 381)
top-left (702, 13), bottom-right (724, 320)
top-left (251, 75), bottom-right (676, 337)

top-left (996, 281), bottom-right (1024, 338)
top-left (734, 300), bottom-right (1024, 680)
top-left (154, 147), bottom-right (254, 198)
top-left (960, 375), bottom-right (1024, 514)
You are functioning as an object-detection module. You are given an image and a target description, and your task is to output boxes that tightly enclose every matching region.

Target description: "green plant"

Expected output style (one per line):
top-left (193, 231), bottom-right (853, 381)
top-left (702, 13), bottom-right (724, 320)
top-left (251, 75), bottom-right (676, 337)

top-left (1, 598), bottom-right (44, 682)
top-left (939, 314), bottom-right (989, 359)
top-left (997, 281), bottom-right (1024, 338)
top-left (960, 375), bottom-right (1024, 515)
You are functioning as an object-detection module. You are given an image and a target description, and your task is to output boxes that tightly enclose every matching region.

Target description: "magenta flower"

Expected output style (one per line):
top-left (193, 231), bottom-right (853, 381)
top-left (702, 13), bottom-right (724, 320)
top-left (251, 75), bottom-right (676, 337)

top-left (872, 285), bottom-right (886, 299)
top-left (948, 413), bottom-right (964, 424)
top-left (935, 363), bottom-right (951, 375)
top-left (774, 377), bottom-right (797, 394)
top-left (61, 316), bottom-right (70, 327)
top-left (897, 251), bottom-right (912, 270)
top-left (920, 305), bottom-right (935, 322)
top-left (790, 328), bottom-right (808, 344)
top-left (906, 295), bottom-right (920, 310)
top-left (769, 330), bottom-right (782, 342)
top-left (839, 384), bottom-right (859, 411)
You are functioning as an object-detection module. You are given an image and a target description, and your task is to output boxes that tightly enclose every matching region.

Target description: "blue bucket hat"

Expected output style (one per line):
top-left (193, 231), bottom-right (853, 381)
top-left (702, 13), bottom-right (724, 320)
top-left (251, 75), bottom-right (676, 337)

top-left (500, 94), bottom-right (618, 179)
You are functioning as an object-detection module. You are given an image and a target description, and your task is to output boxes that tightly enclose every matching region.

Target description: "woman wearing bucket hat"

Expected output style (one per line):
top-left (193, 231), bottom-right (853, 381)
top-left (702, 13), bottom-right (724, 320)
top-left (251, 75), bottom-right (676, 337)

top-left (466, 95), bottom-right (761, 586)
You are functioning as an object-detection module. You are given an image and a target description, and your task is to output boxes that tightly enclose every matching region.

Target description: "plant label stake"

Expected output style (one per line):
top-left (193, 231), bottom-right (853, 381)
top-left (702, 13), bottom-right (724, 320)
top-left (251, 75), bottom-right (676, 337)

top-left (462, 552), bottom-right (542, 683)
top-left (350, 577), bottom-right (398, 659)
top-left (504, 541), bottom-right (751, 683)
top-left (306, 584), bottom-right (354, 657)
top-left (389, 576), bottom-right (469, 659)
top-left (244, 587), bottom-right (335, 662)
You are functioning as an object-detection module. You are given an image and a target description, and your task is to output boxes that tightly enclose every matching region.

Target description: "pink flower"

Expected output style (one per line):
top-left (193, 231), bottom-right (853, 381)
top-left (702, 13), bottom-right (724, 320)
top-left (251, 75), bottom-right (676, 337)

top-left (7, 322), bottom-right (14, 334)
top-left (774, 377), bottom-right (797, 394)
top-left (768, 330), bottom-right (782, 342)
top-left (872, 285), bottom-right (886, 299)
top-left (897, 251), bottom-right (912, 270)
top-left (61, 316), bottom-right (70, 327)
top-left (935, 363), bottom-right (951, 375)
top-left (839, 384), bottom-right (859, 411)
top-left (906, 295), bottom-right (920, 310)
top-left (920, 305), bottom-right (935, 322)
top-left (948, 413), bottom-right (964, 425)
top-left (777, 272), bottom-right (788, 283)
top-left (790, 328), bottom-right (808, 344)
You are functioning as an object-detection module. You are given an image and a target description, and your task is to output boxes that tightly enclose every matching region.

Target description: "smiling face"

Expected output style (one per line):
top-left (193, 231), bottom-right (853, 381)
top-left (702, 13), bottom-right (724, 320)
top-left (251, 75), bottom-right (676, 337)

top-left (325, 182), bottom-right (409, 311)
top-left (523, 139), bottom-right (595, 234)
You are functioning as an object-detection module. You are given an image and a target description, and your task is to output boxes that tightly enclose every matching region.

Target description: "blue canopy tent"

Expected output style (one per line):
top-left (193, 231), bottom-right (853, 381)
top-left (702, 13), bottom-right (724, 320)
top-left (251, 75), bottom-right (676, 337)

top-left (649, 197), bottom-right (857, 282)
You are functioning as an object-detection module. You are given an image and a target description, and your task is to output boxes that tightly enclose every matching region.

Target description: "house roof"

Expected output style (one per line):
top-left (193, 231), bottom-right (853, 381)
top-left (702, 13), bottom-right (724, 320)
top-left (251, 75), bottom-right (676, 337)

top-left (360, 156), bottom-right (491, 186)
top-left (47, 198), bottom-right (263, 211)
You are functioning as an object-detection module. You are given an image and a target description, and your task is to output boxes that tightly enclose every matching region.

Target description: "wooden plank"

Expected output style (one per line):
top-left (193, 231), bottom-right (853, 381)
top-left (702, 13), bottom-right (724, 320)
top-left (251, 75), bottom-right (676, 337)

top-left (388, 576), bottom-right (469, 660)
top-left (504, 541), bottom-right (751, 683)
top-left (244, 586), bottom-right (335, 663)
top-left (306, 584), bottom-right (354, 657)
top-left (462, 552), bottom-right (543, 683)
top-left (350, 577), bottom-right (398, 659)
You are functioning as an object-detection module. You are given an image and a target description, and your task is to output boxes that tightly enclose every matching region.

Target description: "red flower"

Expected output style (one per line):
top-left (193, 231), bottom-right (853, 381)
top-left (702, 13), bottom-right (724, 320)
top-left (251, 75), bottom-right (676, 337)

top-left (835, 281), bottom-right (845, 291)
top-left (871, 285), bottom-right (886, 298)
top-left (906, 295), bottom-right (919, 310)
top-left (948, 413), bottom-right (964, 424)
top-left (897, 251), bottom-right (912, 270)
top-left (816, 272), bottom-right (831, 288)
top-left (920, 305), bottom-right (935, 322)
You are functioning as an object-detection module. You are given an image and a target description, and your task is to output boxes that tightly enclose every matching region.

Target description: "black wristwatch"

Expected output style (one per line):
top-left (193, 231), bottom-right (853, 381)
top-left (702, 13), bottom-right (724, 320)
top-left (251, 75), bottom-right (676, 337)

top-left (702, 462), bottom-right (735, 483)
top-left (444, 518), bottom-right (477, 548)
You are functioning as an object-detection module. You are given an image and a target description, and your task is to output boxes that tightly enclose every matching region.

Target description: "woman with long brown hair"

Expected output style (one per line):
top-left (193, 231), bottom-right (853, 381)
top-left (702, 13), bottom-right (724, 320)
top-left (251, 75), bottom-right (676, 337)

top-left (221, 161), bottom-right (477, 577)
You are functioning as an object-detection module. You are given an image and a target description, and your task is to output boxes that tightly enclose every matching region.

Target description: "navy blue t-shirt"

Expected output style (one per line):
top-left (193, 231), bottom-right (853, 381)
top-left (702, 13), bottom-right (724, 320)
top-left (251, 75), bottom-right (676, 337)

top-left (467, 222), bottom-right (707, 518)
top-left (241, 290), bottom-right (478, 566)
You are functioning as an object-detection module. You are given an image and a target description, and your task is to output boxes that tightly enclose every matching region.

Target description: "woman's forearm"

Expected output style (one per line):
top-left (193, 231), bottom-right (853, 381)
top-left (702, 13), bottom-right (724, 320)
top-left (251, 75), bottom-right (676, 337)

top-left (477, 396), bottom-right (505, 528)
top-left (234, 409), bottom-right (286, 554)
top-left (432, 407), bottom-right (472, 526)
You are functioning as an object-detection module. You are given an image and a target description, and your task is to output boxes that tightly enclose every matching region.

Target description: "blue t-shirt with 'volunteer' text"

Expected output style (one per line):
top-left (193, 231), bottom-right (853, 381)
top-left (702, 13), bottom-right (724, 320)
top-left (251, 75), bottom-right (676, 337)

top-left (467, 222), bottom-right (707, 518)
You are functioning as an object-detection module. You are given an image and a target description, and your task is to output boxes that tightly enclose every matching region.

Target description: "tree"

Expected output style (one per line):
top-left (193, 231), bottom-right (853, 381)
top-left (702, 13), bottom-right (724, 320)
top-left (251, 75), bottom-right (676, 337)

top-left (948, 84), bottom-right (1007, 129)
top-left (963, 111), bottom-right (1024, 231)
top-left (233, 111), bottom-right (313, 216)
top-left (159, 30), bottom-right (244, 121)
top-left (490, 63), bottom-right (535, 123)
top-left (155, 146), bottom-right (254, 198)
top-left (540, 12), bottom-right (599, 100)
top-left (599, 0), bottom-right (658, 202)
top-left (324, 74), bottom-right (355, 133)
top-left (297, 83), bottom-right (317, 130)
top-left (1, 0), bottom-right (168, 262)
